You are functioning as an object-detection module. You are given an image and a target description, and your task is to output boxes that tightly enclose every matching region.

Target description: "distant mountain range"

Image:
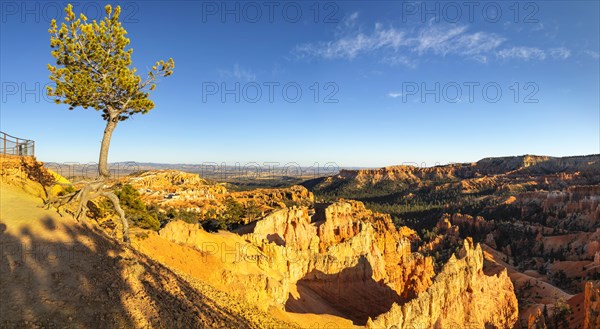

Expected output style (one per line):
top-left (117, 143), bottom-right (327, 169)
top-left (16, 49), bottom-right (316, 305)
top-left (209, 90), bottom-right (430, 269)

top-left (302, 154), bottom-right (600, 194)
top-left (45, 154), bottom-right (599, 185)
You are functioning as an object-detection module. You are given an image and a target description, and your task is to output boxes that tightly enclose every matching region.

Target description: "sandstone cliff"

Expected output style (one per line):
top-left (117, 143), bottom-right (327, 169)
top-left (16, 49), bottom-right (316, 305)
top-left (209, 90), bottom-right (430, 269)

top-left (158, 200), bottom-right (435, 323)
top-left (239, 200), bottom-right (436, 324)
top-left (158, 199), bottom-right (519, 327)
top-left (366, 238), bottom-right (518, 329)
top-left (246, 202), bottom-right (433, 289)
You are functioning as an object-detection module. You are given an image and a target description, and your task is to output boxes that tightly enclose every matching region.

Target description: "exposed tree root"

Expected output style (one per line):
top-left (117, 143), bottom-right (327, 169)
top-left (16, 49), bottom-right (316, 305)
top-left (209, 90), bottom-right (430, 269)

top-left (44, 178), bottom-right (130, 243)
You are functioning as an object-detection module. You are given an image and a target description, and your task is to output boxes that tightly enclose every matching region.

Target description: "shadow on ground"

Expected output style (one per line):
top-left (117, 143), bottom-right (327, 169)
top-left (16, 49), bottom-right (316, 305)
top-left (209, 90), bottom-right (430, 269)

top-left (0, 215), bottom-right (259, 328)
top-left (285, 256), bottom-right (401, 326)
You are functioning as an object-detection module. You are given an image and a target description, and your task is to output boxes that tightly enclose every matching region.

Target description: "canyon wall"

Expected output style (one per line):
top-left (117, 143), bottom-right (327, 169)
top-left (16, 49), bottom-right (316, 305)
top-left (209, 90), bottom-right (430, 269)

top-left (366, 238), bottom-right (518, 329)
top-left (159, 200), bottom-right (518, 327)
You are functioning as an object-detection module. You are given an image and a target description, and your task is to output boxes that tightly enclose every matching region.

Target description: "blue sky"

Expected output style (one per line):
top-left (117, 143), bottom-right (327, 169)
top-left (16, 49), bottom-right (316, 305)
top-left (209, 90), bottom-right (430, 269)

top-left (1, 0), bottom-right (599, 167)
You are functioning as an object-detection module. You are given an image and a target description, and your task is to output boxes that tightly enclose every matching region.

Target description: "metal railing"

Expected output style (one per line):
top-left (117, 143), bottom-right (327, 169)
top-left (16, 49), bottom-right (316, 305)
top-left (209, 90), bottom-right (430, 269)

top-left (1, 131), bottom-right (35, 156)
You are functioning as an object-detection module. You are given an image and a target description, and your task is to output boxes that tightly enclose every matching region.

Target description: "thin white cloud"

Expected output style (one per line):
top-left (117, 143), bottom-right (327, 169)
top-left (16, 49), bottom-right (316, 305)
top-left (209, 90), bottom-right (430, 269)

top-left (295, 25), bottom-right (407, 60)
top-left (344, 12), bottom-right (359, 28)
top-left (496, 47), bottom-right (546, 60)
top-left (413, 25), bottom-right (466, 54)
top-left (294, 19), bottom-right (570, 66)
top-left (455, 32), bottom-right (506, 56)
top-left (381, 54), bottom-right (416, 68)
top-left (412, 25), bottom-right (505, 63)
top-left (387, 92), bottom-right (402, 98)
top-left (584, 50), bottom-right (600, 59)
top-left (218, 64), bottom-right (256, 82)
top-left (496, 46), bottom-right (572, 61)
top-left (334, 11), bottom-right (360, 35)
top-left (532, 23), bottom-right (544, 31)
top-left (550, 47), bottom-right (571, 59)
top-left (294, 24), bottom-right (503, 62)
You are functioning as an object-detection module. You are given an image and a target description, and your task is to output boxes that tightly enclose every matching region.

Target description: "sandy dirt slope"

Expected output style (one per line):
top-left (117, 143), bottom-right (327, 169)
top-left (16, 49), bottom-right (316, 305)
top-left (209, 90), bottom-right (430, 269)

top-left (0, 182), bottom-right (296, 328)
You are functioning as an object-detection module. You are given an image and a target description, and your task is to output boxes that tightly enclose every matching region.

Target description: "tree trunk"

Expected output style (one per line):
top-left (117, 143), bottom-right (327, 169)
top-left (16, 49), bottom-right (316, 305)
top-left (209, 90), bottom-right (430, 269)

top-left (99, 117), bottom-right (118, 178)
top-left (49, 113), bottom-right (130, 243)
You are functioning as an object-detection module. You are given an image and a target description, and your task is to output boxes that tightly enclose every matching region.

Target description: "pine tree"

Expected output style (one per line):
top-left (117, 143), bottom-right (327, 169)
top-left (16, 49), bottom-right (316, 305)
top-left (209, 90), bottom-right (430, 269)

top-left (46, 4), bottom-right (174, 241)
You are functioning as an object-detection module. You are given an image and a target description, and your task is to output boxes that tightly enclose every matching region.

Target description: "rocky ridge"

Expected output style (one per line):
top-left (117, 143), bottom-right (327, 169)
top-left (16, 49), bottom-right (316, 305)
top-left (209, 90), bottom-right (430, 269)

top-left (366, 238), bottom-right (518, 329)
top-left (305, 154), bottom-right (600, 195)
top-left (124, 170), bottom-right (313, 221)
